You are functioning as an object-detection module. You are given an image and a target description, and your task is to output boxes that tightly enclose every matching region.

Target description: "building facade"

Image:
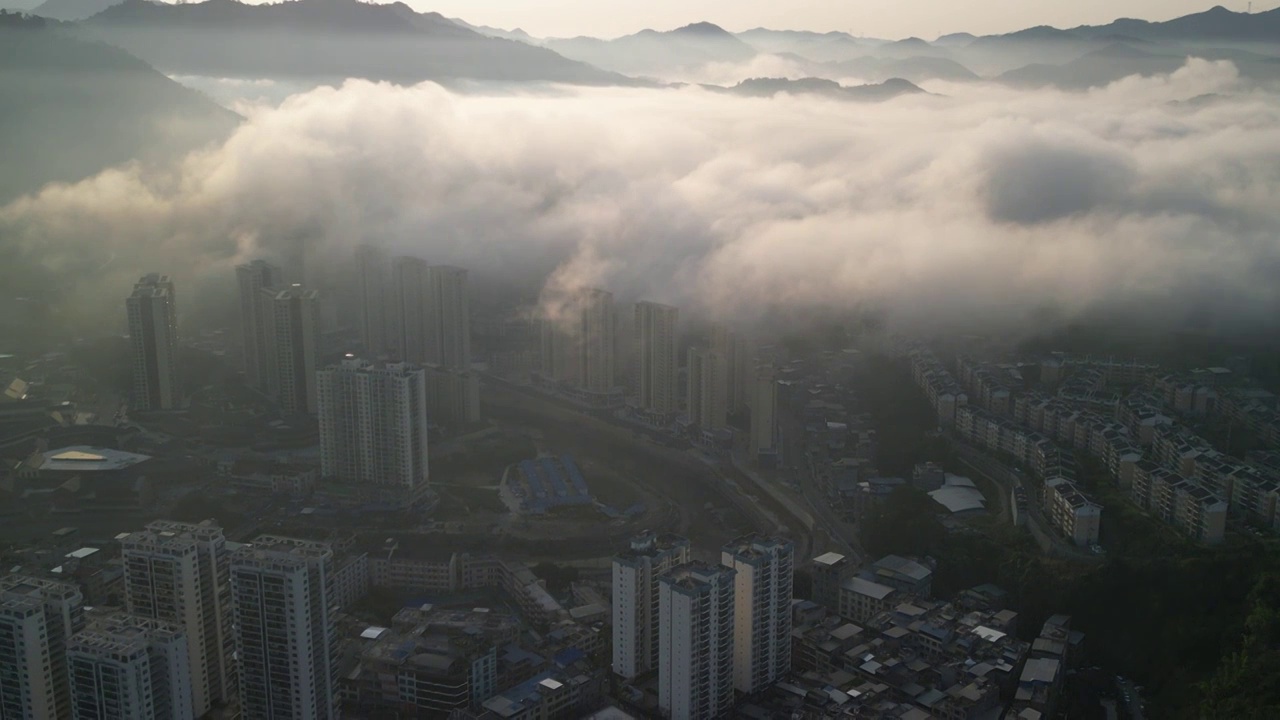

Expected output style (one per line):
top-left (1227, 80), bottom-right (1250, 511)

top-left (317, 358), bottom-right (430, 497)
top-left (67, 613), bottom-right (194, 720)
top-left (611, 532), bottom-right (690, 679)
top-left (126, 277), bottom-right (180, 411)
top-left (721, 535), bottom-right (794, 695)
top-left (635, 302), bottom-right (680, 415)
top-left (658, 563), bottom-right (736, 720)
top-left (231, 536), bottom-right (338, 720)
top-left (0, 575), bottom-right (84, 720)
top-left (120, 520), bottom-right (235, 717)
top-left (264, 285), bottom-right (322, 416)
top-left (236, 260), bottom-right (283, 391)
top-left (687, 347), bottom-right (728, 431)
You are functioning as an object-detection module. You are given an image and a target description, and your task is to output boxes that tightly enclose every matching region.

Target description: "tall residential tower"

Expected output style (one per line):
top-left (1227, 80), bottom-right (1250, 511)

top-left (317, 357), bottom-right (429, 498)
top-left (634, 302), bottom-right (679, 415)
top-left (612, 532), bottom-right (690, 679)
top-left (126, 276), bottom-right (180, 411)
top-left (657, 563), bottom-right (736, 720)
top-left (236, 260), bottom-right (283, 391)
top-left (721, 535), bottom-right (794, 694)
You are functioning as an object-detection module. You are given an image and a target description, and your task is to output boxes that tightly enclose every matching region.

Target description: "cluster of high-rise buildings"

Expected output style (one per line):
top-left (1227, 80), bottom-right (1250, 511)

top-left (611, 532), bottom-right (794, 719)
top-left (536, 289), bottom-right (778, 460)
top-left (0, 521), bottom-right (346, 720)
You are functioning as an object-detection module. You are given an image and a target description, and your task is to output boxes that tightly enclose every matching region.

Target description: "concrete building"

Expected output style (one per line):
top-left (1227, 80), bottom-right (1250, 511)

top-left (838, 576), bottom-right (898, 624)
top-left (120, 520), bottom-right (235, 717)
top-left (1043, 478), bottom-right (1102, 547)
top-left (390, 256), bottom-right (431, 364)
top-left (687, 347), bottom-right (728, 431)
top-left (317, 357), bottom-right (429, 498)
top-left (425, 265), bottom-right (472, 371)
top-left (634, 302), bottom-right (680, 416)
top-left (126, 276), bottom-right (180, 411)
top-left (355, 244), bottom-right (390, 356)
top-left (537, 288), bottom-right (616, 397)
top-left (264, 285), bottom-right (322, 415)
top-left (231, 536), bottom-right (338, 720)
top-left (749, 366), bottom-right (779, 463)
top-left (236, 260), bottom-right (284, 391)
top-left (67, 613), bottom-right (194, 720)
top-left (612, 532), bottom-right (691, 679)
top-left (810, 552), bottom-right (853, 613)
top-left (0, 575), bottom-right (84, 720)
top-left (710, 325), bottom-right (751, 413)
top-left (721, 535), bottom-right (794, 694)
top-left (658, 563), bottom-right (736, 720)
top-left (424, 365), bottom-right (481, 430)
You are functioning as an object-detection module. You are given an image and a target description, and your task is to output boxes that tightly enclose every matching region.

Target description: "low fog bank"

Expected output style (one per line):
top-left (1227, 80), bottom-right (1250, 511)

top-left (3, 58), bottom-right (1280, 339)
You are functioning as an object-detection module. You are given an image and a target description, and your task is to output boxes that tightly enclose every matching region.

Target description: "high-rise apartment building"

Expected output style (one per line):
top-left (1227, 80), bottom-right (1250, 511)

top-left (264, 285), bottom-right (322, 416)
top-left (317, 357), bottom-right (429, 497)
top-left (231, 536), bottom-right (338, 720)
top-left (120, 520), bottom-right (235, 718)
top-left (67, 613), bottom-right (194, 720)
top-left (580, 289), bottom-right (615, 393)
top-left (750, 366), bottom-right (779, 461)
top-left (356, 245), bottom-right (390, 356)
top-left (236, 260), bottom-right (283, 391)
top-left (657, 563), bottom-right (736, 720)
top-left (711, 325), bottom-right (751, 413)
top-left (612, 532), bottom-right (690, 679)
top-left (425, 265), bottom-right (472, 370)
top-left (634, 302), bottom-right (680, 415)
top-left (687, 347), bottom-right (728, 430)
top-left (538, 288), bottom-right (615, 395)
top-left (126, 278), bottom-right (180, 411)
top-left (721, 535), bottom-right (794, 694)
top-left (390, 256), bottom-right (430, 364)
top-left (0, 575), bottom-right (84, 720)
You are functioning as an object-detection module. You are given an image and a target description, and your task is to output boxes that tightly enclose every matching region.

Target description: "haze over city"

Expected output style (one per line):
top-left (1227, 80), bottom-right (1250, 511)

top-left (3, 0), bottom-right (1280, 718)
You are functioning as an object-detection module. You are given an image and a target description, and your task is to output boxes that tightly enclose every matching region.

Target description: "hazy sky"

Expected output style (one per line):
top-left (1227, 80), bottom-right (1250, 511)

top-left (409, 0), bottom-right (1265, 39)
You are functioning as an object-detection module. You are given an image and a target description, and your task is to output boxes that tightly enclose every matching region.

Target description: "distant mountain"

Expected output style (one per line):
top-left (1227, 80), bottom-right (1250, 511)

top-left (826, 55), bottom-right (979, 83)
top-left (29, 0), bottom-right (117, 21)
top-left (998, 41), bottom-right (1280, 90)
top-left (544, 21), bottom-right (757, 77)
top-left (717, 76), bottom-right (926, 101)
top-left (1070, 5), bottom-right (1280, 43)
top-left (735, 28), bottom-right (866, 62)
top-left (934, 32), bottom-right (977, 47)
top-left (0, 11), bottom-right (238, 203)
top-left (79, 0), bottom-right (626, 86)
top-left (0, 0), bottom-right (43, 11)
top-left (447, 16), bottom-right (534, 43)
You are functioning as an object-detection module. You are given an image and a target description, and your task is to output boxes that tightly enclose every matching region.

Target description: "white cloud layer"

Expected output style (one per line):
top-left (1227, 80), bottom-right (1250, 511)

top-left (4, 58), bottom-right (1280, 336)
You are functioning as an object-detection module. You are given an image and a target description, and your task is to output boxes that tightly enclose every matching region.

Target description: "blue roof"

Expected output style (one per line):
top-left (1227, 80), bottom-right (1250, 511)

top-left (554, 647), bottom-right (586, 667)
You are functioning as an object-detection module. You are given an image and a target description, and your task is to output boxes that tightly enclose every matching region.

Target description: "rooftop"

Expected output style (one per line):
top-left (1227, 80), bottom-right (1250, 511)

top-left (40, 446), bottom-right (151, 473)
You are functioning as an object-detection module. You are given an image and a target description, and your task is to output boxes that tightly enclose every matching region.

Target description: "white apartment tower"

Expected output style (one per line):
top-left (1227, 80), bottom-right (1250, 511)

top-left (120, 520), bottom-right (235, 718)
top-left (635, 302), bottom-right (680, 415)
top-left (236, 260), bottom-right (283, 391)
top-left (356, 244), bottom-right (390, 356)
top-left (721, 535), bottom-right (794, 694)
top-left (264, 285), bottom-right (322, 416)
top-left (126, 279), bottom-right (179, 411)
top-left (67, 613), bottom-right (194, 720)
top-left (231, 536), bottom-right (338, 720)
top-left (710, 325), bottom-right (751, 413)
top-left (612, 532), bottom-right (690, 679)
top-left (657, 563), bottom-right (735, 720)
top-left (317, 357), bottom-right (429, 496)
top-left (749, 366), bottom-right (778, 460)
top-left (0, 575), bottom-right (84, 720)
top-left (687, 347), bottom-right (728, 430)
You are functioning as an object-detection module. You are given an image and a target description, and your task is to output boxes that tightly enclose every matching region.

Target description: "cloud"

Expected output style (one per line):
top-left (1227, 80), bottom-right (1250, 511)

top-left (4, 58), bottom-right (1280, 338)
